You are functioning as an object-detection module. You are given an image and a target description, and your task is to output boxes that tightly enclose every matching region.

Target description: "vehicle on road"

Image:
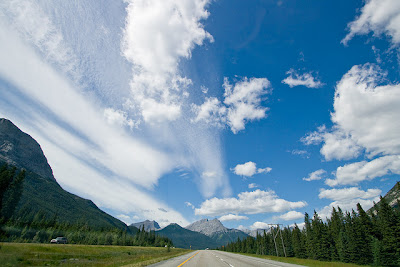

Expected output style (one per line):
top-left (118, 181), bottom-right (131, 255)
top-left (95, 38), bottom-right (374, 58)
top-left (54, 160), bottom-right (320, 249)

top-left (50, 237), bottom-right (67, 244)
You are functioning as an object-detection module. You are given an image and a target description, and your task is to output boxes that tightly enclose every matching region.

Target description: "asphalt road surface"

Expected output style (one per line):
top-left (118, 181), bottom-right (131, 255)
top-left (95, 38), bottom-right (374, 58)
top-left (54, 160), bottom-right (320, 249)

top-left (148, 250), bottom-right (304, 267)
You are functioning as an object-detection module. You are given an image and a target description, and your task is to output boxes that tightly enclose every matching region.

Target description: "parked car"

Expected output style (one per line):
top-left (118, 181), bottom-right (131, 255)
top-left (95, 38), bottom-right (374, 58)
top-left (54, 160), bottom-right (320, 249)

top-left (50, 237), bottom-right (67, 244)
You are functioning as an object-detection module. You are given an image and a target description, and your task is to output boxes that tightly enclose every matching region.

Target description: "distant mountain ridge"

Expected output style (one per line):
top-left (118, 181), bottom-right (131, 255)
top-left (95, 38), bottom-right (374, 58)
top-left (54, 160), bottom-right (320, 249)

top-left (131, 220), bottom-right (160, 231)
top-left (0, 118), bottom-right (127, 230)
top-left (157, 223), bottom-right (219, 250)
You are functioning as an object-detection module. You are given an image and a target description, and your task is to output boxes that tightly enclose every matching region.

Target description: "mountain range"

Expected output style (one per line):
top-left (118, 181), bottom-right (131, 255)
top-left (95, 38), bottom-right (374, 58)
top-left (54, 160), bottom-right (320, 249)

top-left (129, 218), bottom-right (249, 249)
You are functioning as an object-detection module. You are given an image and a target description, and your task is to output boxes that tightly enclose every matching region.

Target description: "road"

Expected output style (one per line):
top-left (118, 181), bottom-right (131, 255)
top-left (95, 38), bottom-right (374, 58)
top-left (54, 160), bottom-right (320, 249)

top-left (148, 250), bottom-right (304, 267)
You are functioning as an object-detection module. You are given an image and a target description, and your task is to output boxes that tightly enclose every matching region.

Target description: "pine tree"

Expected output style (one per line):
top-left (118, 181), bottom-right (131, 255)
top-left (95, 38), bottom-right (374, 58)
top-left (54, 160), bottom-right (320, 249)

top-left (0, 165), bottom-right (25, 226)
top-left (376, 196), bottom-right (399, 266)
top-left (354, 203), bottom-right (373, 265)
top-left (291, 223), bottom-right (306, 258)
top-left (328, 207), bottom-right (344, 261)
top-left (311, 211), bottom-right (330, 261)
top-left (304, 212), bottom-right (313, 259)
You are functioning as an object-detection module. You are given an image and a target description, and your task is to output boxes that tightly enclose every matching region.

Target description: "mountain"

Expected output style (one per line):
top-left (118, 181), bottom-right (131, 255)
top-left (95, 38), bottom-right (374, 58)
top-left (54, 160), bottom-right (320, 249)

top-left (185, 218), bottom-right (248, 246)
top-left (157, 223), bottom-right (219, 250)
top-left (131, 220), bottom-right (160, 231)
top-left (186, 218), bottom-right (226, 236)
top-left (368, 181), bottom-right (400, 214)
top-left (0, 118), bottom-right (127, 230)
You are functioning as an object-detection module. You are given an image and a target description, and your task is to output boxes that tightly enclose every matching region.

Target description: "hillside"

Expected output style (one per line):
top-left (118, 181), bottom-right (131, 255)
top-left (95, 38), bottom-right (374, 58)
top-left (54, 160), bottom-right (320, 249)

top-left (157, 223), bottom-right (219, 250)
top-left (368, 181), bottom-right (400, 214)
top-left (0, 118), bottom-right (127, 230)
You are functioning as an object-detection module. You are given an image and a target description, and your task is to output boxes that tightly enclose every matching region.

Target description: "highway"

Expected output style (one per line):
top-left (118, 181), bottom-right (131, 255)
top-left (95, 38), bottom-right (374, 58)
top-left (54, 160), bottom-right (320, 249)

top-left (148, 250), bottom-right (304, 267)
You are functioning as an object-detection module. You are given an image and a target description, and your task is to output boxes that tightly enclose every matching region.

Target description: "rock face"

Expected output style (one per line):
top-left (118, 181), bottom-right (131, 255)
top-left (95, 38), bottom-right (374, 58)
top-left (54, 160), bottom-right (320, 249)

top-left (186, 218), bottom-right (227, 236)
top-left (185, 218), bottom-right (249, 246)
top-left (0, 118), bottom-right (127, 230)
top-left (0, 118), bottom-right (53, 179)
top-left (131, 220), bottom-right (161, 231)
top-left (368, 181), bottom-right (400, 214)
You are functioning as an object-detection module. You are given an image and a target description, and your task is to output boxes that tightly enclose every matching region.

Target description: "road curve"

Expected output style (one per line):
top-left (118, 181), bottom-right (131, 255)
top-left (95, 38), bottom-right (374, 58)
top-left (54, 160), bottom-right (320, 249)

top-left (148, 250), bottom-right (304, 267)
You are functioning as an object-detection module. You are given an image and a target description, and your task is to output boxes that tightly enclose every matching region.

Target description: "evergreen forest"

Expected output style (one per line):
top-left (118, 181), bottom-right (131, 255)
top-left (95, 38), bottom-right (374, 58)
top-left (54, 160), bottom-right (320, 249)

top-left (0, 164), bottom-right (172, 247)
top-left (220, 198), bottom-right (400, 266)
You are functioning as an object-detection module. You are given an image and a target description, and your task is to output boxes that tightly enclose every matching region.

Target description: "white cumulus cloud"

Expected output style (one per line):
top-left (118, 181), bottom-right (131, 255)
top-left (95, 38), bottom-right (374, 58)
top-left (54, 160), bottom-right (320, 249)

top-left (248, 183), bottom-right (259, 189)
top-left (282, 69), bottom-right (324, 88)
top-left (249, 221), bottom-right (270, 230)
top-left (122, 0), bottom-right (213, 123)
top-left (219, 214), bottom-right (249, 222)
top-left (232, 161), bottom-right (272, 177)
top-left (319, 187), bottom-right (382, 201)
top-left (195, 189), bottom-right (307, 216)
top-left (303, 169), bottom-right (326, 182)
top-left (303, 64), bottom-right (400, 186)
top-left (274, 211), bottom-right (304, 221)
top-left (342, 0), bottom-right (400, 46)
top-left (193, 77), bottom-right (272, 133)
top-left (326, 155), bottom-right (400, 187)
top-left (317, 187), bottom-right (381, 220)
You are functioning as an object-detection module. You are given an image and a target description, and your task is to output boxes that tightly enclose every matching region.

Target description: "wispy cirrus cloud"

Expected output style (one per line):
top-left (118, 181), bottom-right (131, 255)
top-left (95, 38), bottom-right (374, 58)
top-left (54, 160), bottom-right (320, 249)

top-left (0, 0), bottom-right (235, 226)
top-left (0, 19), bottom-right (190, 227)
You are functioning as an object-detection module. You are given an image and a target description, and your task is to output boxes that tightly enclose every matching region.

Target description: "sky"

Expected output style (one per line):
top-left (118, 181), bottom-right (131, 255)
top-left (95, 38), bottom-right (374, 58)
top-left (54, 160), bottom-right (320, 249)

top-left (0, 0), bottom-right (400, 230)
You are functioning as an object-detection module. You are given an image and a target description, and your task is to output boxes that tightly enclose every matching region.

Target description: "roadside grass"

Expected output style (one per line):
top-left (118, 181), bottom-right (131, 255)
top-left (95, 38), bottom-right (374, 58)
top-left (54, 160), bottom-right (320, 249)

top-left (235, 252), bottom-right (365, 267)
top-left (0, 242), bottom-right (190, 266)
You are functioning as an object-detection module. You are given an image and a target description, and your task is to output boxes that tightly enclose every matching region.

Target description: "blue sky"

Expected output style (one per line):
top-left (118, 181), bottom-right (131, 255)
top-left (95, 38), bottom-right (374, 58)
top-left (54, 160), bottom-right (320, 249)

top-left (1, 0), bottom-right (400, 230)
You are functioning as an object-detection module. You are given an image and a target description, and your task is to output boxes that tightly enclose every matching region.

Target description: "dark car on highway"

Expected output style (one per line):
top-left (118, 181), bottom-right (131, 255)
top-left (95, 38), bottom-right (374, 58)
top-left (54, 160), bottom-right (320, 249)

top-left (50, 237), bottom-right (67, 244)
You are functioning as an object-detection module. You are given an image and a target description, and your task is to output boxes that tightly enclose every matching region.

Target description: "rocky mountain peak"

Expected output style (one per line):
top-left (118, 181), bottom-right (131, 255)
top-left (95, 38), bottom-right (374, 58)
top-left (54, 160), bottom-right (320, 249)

top-left (185, 218), bottom-right (227, 236)
top-left (130, 220), bottom-right (160, 231)
top-left (0, 118), bottom-right (54, 180)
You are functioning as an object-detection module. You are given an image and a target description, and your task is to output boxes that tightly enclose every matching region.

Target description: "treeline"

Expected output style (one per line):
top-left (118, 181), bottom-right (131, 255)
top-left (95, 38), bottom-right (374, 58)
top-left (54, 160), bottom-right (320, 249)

top-left (2, 223), bottom-right (172, 247)
top-left (221, 198), bottom-right (400, 266)
top-left (0, 163), bottom-right (173, 247)
top-left (3, 217), bottom-right (172, 247)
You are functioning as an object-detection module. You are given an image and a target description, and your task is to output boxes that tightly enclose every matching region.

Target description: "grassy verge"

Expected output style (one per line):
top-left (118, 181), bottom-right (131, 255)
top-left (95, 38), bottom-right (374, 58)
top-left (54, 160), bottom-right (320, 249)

top-left (234, 252), bottom-right (366, 267)
top-left (0, 242), bottom-right (190, 266)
